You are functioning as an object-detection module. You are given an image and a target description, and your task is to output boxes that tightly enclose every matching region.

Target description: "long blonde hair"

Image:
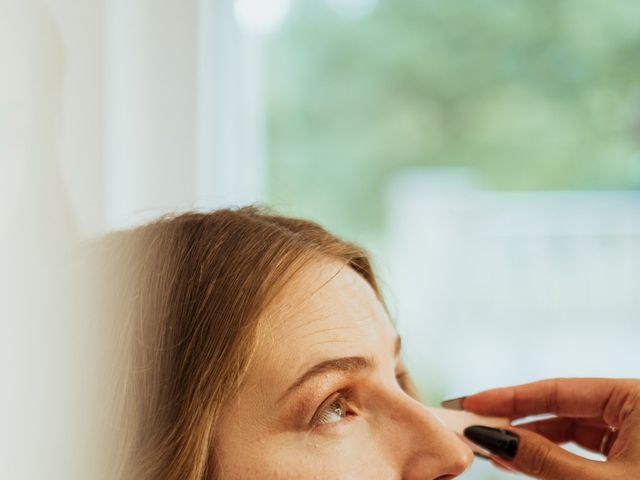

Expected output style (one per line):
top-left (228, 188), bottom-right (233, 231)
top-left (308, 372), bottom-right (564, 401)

top-left (93, 206), bottom-right (382, 479)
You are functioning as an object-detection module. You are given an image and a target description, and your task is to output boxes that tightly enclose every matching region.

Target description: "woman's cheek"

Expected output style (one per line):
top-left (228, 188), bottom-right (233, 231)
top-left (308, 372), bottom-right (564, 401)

top-left (256, 427), bottom-right (393, 480)
top-left (333, 430), bottom-right (396, 479)
top-left (310, 427), bottom-right (395, 479)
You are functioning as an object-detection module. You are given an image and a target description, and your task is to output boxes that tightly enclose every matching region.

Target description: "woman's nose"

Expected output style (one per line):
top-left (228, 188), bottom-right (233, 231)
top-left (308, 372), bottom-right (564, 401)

top-left (382, 390), bottom-right (474, 479)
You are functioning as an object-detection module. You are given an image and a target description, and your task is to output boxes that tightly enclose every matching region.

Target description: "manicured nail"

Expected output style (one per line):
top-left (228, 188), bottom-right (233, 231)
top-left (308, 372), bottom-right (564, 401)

top-left (441, 396), bottom-right (466, 410)
top-left (464, 425), bottom-right (519, 461)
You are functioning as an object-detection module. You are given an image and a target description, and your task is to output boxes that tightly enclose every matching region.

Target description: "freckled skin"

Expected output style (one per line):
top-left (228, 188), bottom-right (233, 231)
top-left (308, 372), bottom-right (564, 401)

top-left (215, 259), bottom-right (473, 479)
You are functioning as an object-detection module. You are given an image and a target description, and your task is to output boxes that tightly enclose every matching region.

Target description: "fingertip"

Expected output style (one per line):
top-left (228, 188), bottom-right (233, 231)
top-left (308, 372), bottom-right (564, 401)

top-left (463, 389), bottom-right (515, 417)
top-left (463, 425), bottom-right (519, 461)
top-left (441, 396), bottom-right (466, 411)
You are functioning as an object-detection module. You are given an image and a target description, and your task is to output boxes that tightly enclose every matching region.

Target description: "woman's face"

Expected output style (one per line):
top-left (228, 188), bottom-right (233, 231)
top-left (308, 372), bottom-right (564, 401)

top-left (215, 259), bottom-right (473, 479)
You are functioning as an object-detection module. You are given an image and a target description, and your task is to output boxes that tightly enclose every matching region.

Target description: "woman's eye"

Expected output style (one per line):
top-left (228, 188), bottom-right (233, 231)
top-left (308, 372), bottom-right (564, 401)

top-left (315, 395), bottom-right (349, 425)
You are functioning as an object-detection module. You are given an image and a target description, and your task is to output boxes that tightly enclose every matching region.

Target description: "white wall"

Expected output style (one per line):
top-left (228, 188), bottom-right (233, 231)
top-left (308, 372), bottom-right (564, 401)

top-left (10, 0), bottom-right (268, 236)
top-left (0, 1), bottom-right (267, 478)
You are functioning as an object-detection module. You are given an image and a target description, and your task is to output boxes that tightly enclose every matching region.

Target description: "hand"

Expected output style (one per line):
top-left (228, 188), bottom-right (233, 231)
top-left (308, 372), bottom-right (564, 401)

top-left (456, 378), bottom-right (640, 479)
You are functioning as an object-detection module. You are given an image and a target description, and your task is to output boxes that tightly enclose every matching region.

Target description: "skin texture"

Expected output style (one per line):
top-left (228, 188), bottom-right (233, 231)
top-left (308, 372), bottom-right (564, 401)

top-left (215, 259), bottom-right (473, 479)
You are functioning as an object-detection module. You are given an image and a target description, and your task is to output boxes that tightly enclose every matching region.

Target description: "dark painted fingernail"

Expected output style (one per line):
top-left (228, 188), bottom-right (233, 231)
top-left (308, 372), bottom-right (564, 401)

top-left (441, 396), bottom-right (466, 410)
top-left (464, 425), bottom-right (519, 461)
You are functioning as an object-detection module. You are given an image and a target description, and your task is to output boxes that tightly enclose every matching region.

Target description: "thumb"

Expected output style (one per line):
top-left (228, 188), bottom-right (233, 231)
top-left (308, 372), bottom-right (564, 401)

top-left (464, 426), bottom-right (608, 480)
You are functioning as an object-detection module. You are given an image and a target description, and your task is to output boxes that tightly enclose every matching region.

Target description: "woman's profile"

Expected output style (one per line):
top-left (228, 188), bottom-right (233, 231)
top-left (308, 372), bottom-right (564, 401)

top-left (93, 206), bottom-right (473, 479)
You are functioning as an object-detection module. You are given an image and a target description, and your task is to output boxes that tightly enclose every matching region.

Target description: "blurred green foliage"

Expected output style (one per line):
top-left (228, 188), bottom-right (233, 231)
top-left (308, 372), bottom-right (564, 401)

top-left (267, 0), bottom-right (640, 242)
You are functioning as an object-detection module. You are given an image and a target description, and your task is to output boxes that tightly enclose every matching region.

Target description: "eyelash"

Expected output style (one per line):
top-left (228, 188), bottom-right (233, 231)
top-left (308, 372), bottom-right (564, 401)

top-left (313, 390), bottom-right (352, 427)
top-left (311, 371), bottom-right (411, 428)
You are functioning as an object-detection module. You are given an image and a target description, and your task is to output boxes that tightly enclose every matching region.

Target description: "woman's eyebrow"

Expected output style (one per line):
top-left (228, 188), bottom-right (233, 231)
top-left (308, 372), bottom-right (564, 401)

top-left (279, 356), bottom-right (374, 403)
top-left (278, 336), bottom-right (402, 403)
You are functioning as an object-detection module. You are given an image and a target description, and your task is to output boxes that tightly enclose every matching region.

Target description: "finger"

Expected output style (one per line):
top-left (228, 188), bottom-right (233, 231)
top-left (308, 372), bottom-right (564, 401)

top-left (489, 457), bottom-right (517, 473)
top-left (510, 428), bottom-right (611, 480)
top-left (463, 378), bottom-right (640, 427)
top-left (518, 417), bottom-right (610, 454)
top-left (465, 425), bottom-right (608, 480)
top-left (472, 449), bottom-right (515, 472)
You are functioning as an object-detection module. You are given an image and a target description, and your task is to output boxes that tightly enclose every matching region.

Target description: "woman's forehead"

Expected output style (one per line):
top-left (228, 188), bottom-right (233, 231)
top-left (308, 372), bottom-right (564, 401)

top-left (254, 259), bottom-right (395, 370)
